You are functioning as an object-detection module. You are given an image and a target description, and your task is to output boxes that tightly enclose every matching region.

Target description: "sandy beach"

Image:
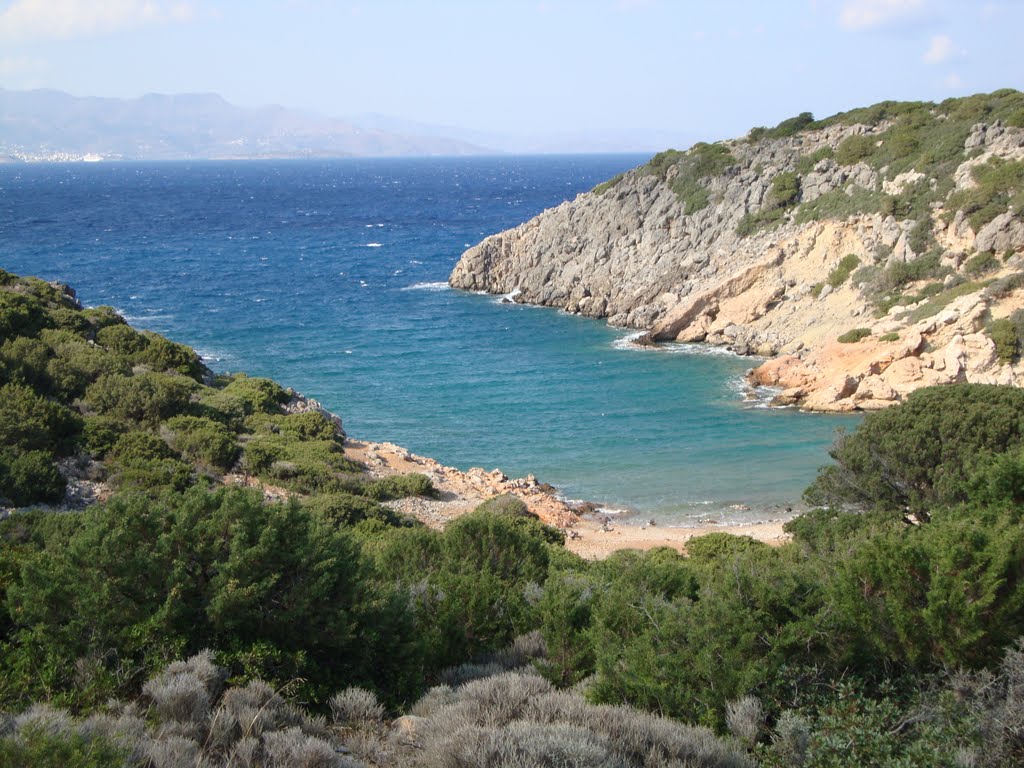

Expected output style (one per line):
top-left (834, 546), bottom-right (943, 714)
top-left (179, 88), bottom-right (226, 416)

top-left (344, 437), bottom-right (792, 559)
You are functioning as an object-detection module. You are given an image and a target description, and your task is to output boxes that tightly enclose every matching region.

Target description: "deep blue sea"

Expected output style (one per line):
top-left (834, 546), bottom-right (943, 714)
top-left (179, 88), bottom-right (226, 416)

top-left (0, 157), bottom-right (856, 524)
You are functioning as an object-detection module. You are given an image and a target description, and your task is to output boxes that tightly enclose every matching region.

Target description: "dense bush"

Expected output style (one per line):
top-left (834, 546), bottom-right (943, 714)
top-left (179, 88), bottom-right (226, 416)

top-left (162, 415), bottom-right (239, 473)
top-left (0, 487), bottom-right (391, 707)
top-left (947, 156), bottom-right (1024, 233)
top-left (837, 327), bottom-right (872, 343)
top-left (363, 473), bottom-right (436, 501)
top-left (805, 384), bottom-right (1024, 517)
top-left (84, 372), bottom-right (194, 426)
top-left (134, 332), bottom-right (205, 381)
top-left (834, 133), bottom-right (876, 166)
top-left (827, 254), bottom-right (860, 289)
top-left (303, 492), bottom-right (410, 528)
top-left (371, 509), bottom-right (554, 671)
top-left (95, 322), bottom-right (148, 356)
top-left (0, 382), bottom-right (81, 455)
top-left (965, 250), bottom-right (1001, 277)
top-left (0, 291), bottom-right (50, 341)
top-left (986, 309), bottom-right (1024, 363)
top-left (218, 374), bottom-right (290, 415)
top-left (0, 449), bottom-right (66, 507)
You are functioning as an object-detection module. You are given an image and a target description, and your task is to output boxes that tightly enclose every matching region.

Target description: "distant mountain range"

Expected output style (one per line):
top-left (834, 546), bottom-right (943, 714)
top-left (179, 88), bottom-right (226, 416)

top-left (0, 88), bottom-right (492, 161)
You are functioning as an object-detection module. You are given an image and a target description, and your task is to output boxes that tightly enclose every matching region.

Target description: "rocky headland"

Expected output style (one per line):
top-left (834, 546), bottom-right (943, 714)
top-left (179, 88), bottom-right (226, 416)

top-left (450, 91), bottom-right (1024, 411)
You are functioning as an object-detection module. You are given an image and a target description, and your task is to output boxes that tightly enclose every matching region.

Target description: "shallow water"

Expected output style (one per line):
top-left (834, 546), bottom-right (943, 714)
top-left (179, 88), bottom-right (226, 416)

top-left (0, 157), bottom-right (857, 522)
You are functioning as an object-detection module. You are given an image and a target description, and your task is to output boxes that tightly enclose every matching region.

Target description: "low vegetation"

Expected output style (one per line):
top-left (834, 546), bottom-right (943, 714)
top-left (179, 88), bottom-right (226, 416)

top-left (642, 142), bottom-right (735, 214)
top-left (5, 271), bottom-right (1024, 765)
top-left (634, 91), bottom-right (1024, 272)
top-left (837, 327), bottom-right (871, 343)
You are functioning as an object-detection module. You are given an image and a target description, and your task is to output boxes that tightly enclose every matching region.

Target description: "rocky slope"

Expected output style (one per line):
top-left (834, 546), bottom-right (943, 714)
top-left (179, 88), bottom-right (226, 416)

top-left (450, 92), bottom-right (1024, 411)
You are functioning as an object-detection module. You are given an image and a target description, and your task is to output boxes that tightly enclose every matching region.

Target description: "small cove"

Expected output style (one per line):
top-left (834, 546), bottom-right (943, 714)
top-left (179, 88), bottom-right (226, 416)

top-left (0, 156), bottom-right (858, 523)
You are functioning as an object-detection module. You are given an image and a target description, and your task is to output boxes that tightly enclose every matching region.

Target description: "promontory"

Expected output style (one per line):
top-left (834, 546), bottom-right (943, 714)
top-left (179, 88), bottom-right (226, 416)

top-left (450, 90), bottom-right (1024, 411)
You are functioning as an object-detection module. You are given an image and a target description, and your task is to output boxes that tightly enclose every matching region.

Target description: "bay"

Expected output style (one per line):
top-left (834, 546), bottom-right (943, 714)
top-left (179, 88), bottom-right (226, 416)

top-left (0, 157), bottom-right (855, 522)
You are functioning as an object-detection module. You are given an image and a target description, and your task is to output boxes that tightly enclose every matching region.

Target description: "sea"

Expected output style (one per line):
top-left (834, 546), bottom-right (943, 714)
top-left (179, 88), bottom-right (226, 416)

top-left (0, 156), bottom-right (857, 525)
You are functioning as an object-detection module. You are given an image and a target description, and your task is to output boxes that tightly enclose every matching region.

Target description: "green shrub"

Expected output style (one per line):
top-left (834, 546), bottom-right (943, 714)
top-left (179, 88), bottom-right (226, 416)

top-left (907, 216), bottom-right (934, 256)
top-left (41, 333), bottom-right (131, 401)
top-left (805, 384), bottom-right (1024, 517)
top-left (824, 511), bottom-right (1024, 670)
top-left (878, 332), bottom-right (900, 342)
top-left (242, 435), bottom-right (360, 493)
top-left (303, 492), bottom-right (408, 528)
top-left (0, 291), bottom-right (50, 341)
top-left (108, 457), bottom-right (194, 493)
top-left (135, 333), bottom-right (205, 381)
top-left (984, 271), bottom-right (1024, 300)
top-left (736, 172), bottom-right (802, 236)
top-left (470, 495), bottom-right (566, 547)
top-left (964, 251), bottom-right (1001, 277)
top-left (0, 382), bottom-right (81, 455)
top-left (364, 473), bottom-right (437, 500)
top-left (642, 149), bottom-right (684, 178)
top-left (901, 279), bottom-right (988, 323)
top-left (592, 173), bottom-right (624, 195)
top-left (279, 411), bottom-right (339, 441)
top-left (108, 431), bottom-right (176, 464)
top-left (0, 449), bottom-right (66, 507)
top-left (84, 372), bottom-right (194, 426)
top-left (2, 486), bottom-right (381, 707)
top-left (837, 328), bottom-right (871, 343)
top-left (192, 387), bottom-right (247, 429)
top-left (80, 416), bottom-right (127, 458)
top-left (475, 494), bottom-right (530, 516)
top-left (764, 111), bottom-right (815, 139)
top-left (947, 156), bottom-right (1024, 233)
top-left (685, 532), bottom-right (770, 561)
top-left (79, 306), bottom-right (126, 333)
top-left (95, 323), bottom-right (148, 356)
top-left (827, 254), bottom-right (861, 288)
top-left (220, 375), bottom-right (289, 415)
top-left (0, 335), bottom-right (52, 393)
top-left (880, 251), bottom-right (946, 292)
top-left (989, 318), bottom-right (1017, 362)
top-left (794, 185), bottom-right (887, 225)
top-left (835, 134), bottom-right (876, 166)
top-left (794, 146), bottom-right (834, 174)
top-left (162, 415), bottom-right (239, 473)
top-left (665, 142), bottom-right (735, 213)
top-left (0, 724), bottom-right (128, 768)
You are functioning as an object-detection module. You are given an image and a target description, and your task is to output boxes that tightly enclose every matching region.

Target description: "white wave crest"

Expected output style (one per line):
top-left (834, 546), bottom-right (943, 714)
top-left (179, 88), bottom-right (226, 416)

top-left (401, 281), bottom-right (450, 292)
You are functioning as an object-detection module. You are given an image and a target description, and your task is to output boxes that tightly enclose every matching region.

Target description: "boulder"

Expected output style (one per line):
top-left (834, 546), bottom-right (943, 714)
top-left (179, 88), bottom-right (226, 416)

top-left (747, 355), bottom-right (814, 388)
top-left (975, 212), bottom-right (1024, 255)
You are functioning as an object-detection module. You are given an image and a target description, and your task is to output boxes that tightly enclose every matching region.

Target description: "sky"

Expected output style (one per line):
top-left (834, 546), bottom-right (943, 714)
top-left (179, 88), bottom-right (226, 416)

top-left (1, 0), bottom-right (1022, 151)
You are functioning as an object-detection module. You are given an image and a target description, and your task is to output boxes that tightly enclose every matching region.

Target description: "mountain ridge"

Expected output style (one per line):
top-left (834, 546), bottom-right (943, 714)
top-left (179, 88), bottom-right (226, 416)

top-left (0, 87), bottom-right (492, 160)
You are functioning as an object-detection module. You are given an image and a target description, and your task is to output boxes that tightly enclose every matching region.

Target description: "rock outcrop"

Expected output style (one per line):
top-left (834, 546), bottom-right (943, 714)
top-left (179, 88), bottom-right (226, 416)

top-left (450, 94), bottom-right (1024, 411)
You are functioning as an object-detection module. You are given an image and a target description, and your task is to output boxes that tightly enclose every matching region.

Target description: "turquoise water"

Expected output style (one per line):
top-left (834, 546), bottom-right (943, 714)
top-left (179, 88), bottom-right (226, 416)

top-left (0, 157), bottom-right (855, 523)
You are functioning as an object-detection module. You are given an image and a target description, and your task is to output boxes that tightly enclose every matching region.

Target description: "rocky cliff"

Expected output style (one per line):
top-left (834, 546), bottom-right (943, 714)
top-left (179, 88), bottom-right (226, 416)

top-left (450, 91), bottom-right (1024, 411)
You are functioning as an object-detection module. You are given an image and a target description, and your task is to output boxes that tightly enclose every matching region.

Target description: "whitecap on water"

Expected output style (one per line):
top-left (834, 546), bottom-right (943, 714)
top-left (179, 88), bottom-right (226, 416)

top-left (401, 281), bottom-right (450, 292)
top-left (610, 334), bottom-right (750, 359)
top-left (365, 242), bottom-right (382, 248)
top-left (729, 375), bottom-right (783, 409)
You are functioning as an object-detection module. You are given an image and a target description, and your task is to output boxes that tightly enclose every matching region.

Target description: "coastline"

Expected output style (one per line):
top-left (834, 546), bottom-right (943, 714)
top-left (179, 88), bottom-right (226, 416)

top-left (343, 437), bottom-right (792, 560)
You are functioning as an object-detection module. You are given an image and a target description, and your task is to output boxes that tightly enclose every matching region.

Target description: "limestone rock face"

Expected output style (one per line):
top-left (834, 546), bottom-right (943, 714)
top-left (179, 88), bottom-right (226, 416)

top-left (449, 118), bottom-right (1024, 411)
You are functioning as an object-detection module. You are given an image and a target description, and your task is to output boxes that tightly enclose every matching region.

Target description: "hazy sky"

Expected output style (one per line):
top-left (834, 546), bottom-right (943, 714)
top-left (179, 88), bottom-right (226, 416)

top-left (1, 0), bottom-right (1022, 150)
